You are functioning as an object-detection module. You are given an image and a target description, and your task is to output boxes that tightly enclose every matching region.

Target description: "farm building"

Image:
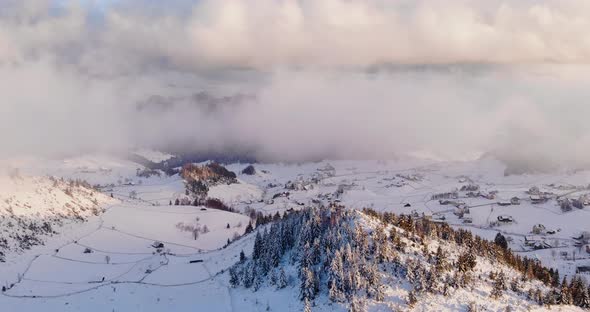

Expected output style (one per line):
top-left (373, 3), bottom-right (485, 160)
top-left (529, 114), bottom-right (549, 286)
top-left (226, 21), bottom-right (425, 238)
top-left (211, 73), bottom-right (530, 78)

top-left (524, 236), bottom-right (552, 250)
top-left (497, 215), bottom-right (514, 223)
top-left (527, 186), bottom-right (540, 195)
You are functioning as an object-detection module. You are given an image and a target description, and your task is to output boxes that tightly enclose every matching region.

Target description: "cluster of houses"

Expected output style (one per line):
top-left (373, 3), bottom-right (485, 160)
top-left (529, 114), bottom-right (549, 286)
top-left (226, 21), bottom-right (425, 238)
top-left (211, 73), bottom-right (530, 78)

top-left (431, 191), bottom-right (459, 201)
top-left (384, 180), bottom-right (407, 188)
top-left (466, 191), bottom-right (497, 200)
top-left (285, 178), bottom-right (315, 191)
top-left (395, 173), bottom-right (424, 182)
top-left (316, 163), bottom-right (336, 178)
top-left (527, 186), bottom-right (553, 204)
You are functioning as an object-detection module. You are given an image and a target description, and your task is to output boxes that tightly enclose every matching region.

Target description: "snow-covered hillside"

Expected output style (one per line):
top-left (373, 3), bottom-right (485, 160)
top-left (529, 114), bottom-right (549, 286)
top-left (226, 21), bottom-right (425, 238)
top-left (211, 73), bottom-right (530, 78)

top-left (0, 172), bottom-right (115, 261)
top-left (228, 207), bottom-right (585, 311)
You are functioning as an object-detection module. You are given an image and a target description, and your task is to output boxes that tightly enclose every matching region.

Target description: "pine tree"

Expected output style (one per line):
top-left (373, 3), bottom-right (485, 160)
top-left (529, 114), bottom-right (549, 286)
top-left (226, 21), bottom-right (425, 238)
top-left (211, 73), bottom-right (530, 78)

top-left (328, 250), bottom-right (345, 302)
top-left (491, 271), bottom-right (505, 299)
top-left (243, 262), bottom-right (254, 288)
top-left (229, 266), bottom-right (240, 287)
top-left (269, 269), bottom-right (277, 286)
top-left (413, 265), bottom-right (428, 293)
top-left (244, 221), bottom-right (254, 235)
top-left (300, 267), bottom-right (318, 301)
top-left (253, 232), bottom-right (263, 260)
top-left (277, 268), bottom-right (288, 289)
top-left (494, 233), bottom-right (508, 250)
top-left (497, 271), bottom-right (507, 290)
top-left (407, 290), bottom-right (418, 307)
top-left (559, 277), bottom-right (573, 305)
top-left (406, 260), bottom-right (417, 284)
top-left (434, 246), bottom-right (449, 273)
top-left (372, 225), bottom-right (389, 262)
top-left (253, 269), bottom-right (264, 291)
top-left (457, 250), bottom-right (476, 273)
top-left (545, 289), bottom-right (558, 306)
top-left (311, 238), bottom-right (321, 265)
top-left (552, 269), bottom-right (560, 287)
top-left (329, 279), bottom-right (343, 302)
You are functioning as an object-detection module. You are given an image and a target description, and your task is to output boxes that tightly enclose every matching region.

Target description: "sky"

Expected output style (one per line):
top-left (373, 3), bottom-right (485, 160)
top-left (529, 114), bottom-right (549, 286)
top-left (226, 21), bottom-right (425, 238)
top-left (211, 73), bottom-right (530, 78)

top-left (1, 0), bottom-right (590, 168)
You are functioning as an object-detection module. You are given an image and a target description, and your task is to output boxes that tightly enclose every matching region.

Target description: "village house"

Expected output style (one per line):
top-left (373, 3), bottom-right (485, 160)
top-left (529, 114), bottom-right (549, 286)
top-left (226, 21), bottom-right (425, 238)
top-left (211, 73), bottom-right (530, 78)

top-left (532, 224), bottom-right (546, 235)
top-left (530, 195), bottom-right (548, 204)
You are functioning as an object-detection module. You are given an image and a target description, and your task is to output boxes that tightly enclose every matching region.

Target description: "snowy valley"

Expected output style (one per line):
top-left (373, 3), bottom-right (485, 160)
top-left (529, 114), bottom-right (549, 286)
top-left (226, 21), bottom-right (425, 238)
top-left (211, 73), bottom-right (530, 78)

top-left (0, 154), bottom-right (589, 311)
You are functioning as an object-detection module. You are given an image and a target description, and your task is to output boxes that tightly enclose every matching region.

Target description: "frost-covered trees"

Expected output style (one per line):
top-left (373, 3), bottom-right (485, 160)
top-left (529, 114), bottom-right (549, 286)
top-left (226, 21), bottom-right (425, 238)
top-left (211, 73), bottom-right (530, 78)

top-left (329, 250), bottom-right (345, 302)
top-left (300, 267), bottom-right (318, 301)
top-left (491, 271), bottom-right (507, 299)
top-left (457, 250), bottom-right (477, 273)
top-left (229, 206), bottom-right (579, 310)
top-left (277, 268), bottom-right (288, 289)
top-left (229, 266), bottom-right (240, 287)
top-left (559, 277), bottom-right (573, 305)
top-left (434, 246), bottom-right (449, 274)
top-left (372, 225), bottom-right (390, 263)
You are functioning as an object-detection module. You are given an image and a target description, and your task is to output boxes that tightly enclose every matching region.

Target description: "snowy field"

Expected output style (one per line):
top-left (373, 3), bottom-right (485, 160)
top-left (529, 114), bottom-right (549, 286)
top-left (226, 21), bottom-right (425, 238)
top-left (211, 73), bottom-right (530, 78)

top-left (0, 163), bottom-right (253, 312)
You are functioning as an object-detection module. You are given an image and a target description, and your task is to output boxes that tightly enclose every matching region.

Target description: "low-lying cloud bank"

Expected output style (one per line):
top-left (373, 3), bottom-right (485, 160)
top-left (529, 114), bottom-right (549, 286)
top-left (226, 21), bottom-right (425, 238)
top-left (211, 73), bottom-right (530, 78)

top-left (1, 1), bottom-right (590, 169)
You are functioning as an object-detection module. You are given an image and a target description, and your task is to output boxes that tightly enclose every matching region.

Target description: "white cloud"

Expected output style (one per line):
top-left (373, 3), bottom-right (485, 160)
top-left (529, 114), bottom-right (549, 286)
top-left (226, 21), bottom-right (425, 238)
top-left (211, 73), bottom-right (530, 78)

top-left (1, 0), bottom-right (590, 169)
